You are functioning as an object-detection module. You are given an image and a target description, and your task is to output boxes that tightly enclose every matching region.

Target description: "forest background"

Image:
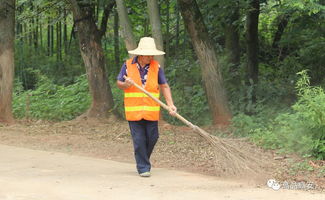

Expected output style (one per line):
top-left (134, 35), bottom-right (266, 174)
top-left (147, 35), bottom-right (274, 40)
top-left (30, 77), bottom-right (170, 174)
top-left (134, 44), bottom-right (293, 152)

top-left (0, 0), bottom-right (324, 163)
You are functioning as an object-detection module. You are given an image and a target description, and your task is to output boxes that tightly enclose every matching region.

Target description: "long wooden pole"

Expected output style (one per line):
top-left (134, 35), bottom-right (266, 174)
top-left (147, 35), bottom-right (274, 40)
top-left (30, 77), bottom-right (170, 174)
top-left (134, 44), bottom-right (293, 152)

top-left (124, 76), bottom-right (215, 140)
top-left (123, 77), bottom-right (263, 175)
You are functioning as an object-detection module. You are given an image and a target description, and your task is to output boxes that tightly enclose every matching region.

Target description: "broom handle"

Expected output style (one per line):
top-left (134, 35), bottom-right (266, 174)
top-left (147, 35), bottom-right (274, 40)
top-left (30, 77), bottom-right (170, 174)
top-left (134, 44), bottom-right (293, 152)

top-left (123, 76), bottom-right (197, 129)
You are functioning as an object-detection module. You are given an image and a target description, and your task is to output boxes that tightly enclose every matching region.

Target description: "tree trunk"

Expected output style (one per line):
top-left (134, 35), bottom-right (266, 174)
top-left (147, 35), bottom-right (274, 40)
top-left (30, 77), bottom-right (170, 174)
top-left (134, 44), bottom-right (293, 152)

top-left (272, 14), bottom-right (289, 49)
top-left (114, 9), bottom-right (120, 70)
top-left (224, 1), bottom-right (240, 87)
top-left (59, 20), bottom-right (62, 60)
top-left (177, 0), bottom-right (232, 126)
top-left (28, 20), bottom-right (32, 46)
top-left (0, 0), bottom-right (15, 123)
top-left (182, 27), bottom-right (187, 56)
top-left (175, 4), bottom-right (180, 58)
top-left (51, 24), bottom-right (54, 56)
top-left (47, 19), bottom-right (51, 56)
top-left (165, 0), bottom-right (170, 62)
top-left (39, 17), bottom-right (43, 49)
top-left (34, 17), bottom-right (38, 51)
top-left (272, 14), bottom-right (289, 61)
top-left (225, 1), bottom-right (240, 69)
top-left (63, 9), bottom-right (68, 55)
top-left (116, 0), bottom-right (137, 52)
top-left (146, 0), bottom-right (165, 68)
top-left (23, 23), bottom-right (27, 44)
top-left (60, 20), bottom-right (62, 60)
top-left (246, 0), bottom-right (260, 104)
top-left (68, 0), bottom-right (115, 118)
top-left (56, 20), bottom-right (62, 61)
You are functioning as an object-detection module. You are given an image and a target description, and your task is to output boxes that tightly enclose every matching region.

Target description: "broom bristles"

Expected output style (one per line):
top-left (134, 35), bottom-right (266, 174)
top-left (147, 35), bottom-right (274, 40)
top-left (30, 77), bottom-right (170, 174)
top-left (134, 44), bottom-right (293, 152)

top-left (193, 126), bottom-right (264, 175)
top-left (128, 79), bottom-right (265, 176)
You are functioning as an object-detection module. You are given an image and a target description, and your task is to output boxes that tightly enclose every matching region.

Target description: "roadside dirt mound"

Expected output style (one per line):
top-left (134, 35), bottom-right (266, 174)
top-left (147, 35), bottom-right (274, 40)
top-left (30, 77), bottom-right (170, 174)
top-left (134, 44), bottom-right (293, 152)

top-left (0, 118), bottom-right (324, 190)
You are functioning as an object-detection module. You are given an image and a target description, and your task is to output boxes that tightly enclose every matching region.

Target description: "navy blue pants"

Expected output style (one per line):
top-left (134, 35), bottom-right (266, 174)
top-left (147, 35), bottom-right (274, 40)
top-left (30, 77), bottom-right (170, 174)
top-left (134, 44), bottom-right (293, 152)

top-left (128, 119), bottom-right (159, 174)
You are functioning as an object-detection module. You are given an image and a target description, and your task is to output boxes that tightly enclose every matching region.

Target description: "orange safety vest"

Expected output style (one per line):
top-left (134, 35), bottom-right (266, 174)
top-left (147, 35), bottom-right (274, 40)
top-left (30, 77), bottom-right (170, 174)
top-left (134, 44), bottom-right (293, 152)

top-left (124, 57), bottom-right (160, 121)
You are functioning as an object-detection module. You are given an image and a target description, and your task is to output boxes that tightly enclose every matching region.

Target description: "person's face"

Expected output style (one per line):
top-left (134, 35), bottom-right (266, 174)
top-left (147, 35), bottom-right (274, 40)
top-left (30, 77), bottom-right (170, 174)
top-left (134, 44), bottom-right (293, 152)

top-left (139, 55), bottom-right (154, 65)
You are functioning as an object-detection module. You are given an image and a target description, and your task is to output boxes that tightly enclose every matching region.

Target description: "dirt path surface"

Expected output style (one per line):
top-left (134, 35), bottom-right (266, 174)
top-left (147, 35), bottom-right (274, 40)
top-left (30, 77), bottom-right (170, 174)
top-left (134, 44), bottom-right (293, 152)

top-left (0, 119), bottom-right (324, 199)
top-left (0, 145), bottom-right (324, 200)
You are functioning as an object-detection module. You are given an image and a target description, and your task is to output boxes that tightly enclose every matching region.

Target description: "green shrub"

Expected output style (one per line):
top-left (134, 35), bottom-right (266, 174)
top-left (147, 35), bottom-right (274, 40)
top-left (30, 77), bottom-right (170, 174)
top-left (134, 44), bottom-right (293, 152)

top-left (163, 84), bottom-right (210, 125)
top-left (110, 78), bottom-right (125, 117)
top-left (15, 44), bottom-right (85, 89)
top-left (231, 113), bottom-right (260, 136)
top-left (162, 58), bottom-right (211, 125)
top-left (13, 74), bottom-right (90, 121)
top-left (240, 70), bottom-right (325, 159)
top-left (284, 70), bottom-right (325, 159)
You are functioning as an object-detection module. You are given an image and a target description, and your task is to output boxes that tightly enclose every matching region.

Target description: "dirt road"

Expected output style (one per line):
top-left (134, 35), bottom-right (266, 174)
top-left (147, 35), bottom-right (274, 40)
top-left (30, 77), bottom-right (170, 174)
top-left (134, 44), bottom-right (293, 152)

top-left (0, 145), bottom-right (323, 200)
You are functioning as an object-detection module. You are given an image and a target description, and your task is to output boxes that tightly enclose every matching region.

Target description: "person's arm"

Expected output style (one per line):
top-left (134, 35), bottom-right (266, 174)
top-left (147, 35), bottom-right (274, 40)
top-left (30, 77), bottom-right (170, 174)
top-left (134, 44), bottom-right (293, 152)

top-left (116, 62), bottom-right (134, 90)
top-left (160, 83), bottom-right (177, 116)
top-left (117, 78), bottom-right (134, 90)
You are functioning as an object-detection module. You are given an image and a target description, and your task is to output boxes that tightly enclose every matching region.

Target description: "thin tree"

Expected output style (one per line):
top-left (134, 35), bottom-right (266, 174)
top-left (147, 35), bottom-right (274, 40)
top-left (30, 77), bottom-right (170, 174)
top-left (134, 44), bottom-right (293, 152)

top-left (67, 0), bottom-right (116, 118)
top-left (56, 19), bottom-right (62, 61)
top-left (116, 0), bottom-right (136, 52)
top-left (224, 0), bottom-right (240, 70)
top-left (47, 19), bottom-right (51, 56)
top-left (146, 0), bottom-right (165, 68)
top-left (246, 0), bottom-right (260, 104)
top-left (0, 0), bottom-right (15, 124)
top-left (165, 0), bottom-right (170, 61)
top-left (51, 22), bottom-right (54, 56)
top-left (63, 9), bottom-right (68, 55)
top-left (114, 8), bottom-right (120, 69)
top-left (177, 0), bottom-right (232, 126)
top-left (175, 3), bottom-right (180, 58)
top-left (272, 13), bottom-right (290, 61)
top-left (39, 17), bottom-right (43, 49)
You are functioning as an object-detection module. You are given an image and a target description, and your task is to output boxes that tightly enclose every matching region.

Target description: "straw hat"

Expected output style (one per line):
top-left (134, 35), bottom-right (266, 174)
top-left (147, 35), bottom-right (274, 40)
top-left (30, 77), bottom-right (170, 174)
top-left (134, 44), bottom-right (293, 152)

top-left (128, 37), bottom-right (165, 56)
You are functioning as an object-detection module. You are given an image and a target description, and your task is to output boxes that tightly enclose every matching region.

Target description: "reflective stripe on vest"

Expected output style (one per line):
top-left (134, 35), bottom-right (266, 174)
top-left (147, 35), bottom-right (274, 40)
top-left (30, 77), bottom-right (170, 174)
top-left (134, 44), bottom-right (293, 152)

top-left (125, 106), bottom-right (160, 112)
top-left (124, 92), bottom-right (160, 98)
top-left (123, 57), bottom-right (160, 121)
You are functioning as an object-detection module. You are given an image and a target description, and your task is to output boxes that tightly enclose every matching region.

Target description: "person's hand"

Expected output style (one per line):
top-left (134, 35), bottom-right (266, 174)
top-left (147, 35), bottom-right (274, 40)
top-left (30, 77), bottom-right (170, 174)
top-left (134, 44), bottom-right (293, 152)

top-left (124, 77), bottom-right (134, 88)
top-left (168, 105), bottom-right (177, 116)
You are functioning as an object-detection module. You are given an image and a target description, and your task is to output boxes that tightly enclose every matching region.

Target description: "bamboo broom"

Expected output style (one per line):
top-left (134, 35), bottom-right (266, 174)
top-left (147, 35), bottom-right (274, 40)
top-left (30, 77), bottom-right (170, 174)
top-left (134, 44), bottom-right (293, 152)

top-left (124, 76), bottom-right (263, 175)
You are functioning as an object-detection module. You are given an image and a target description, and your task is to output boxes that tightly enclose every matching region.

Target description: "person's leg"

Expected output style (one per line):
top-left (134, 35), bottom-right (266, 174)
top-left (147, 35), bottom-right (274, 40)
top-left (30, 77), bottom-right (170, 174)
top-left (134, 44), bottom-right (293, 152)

top-left (128, 120), bottom-right (151, 174)
top-left (144, 120), bottom-right (159, 164)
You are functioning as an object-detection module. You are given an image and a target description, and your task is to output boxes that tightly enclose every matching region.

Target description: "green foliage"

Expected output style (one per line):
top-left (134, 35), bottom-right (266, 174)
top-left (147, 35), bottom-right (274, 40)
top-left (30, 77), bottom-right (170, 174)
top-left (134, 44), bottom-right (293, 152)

top-left (233, 71), bottom-right (325, 159)
top-left (282, 0), bottom-right (325, 15)
top-left (15, 43), bottom-right (85, 89)
top-left (110, 79), bottom-right (125, 117)
top-left (318, 166), bottom-right (325, 177)
top-left (13, 74), bottom-right (90, 121)
top-left (231, 113), bottom-right (260, 136)
top-left (290, 70), bottom-right (325, 158)
top-left (288, 160), bottom-right (315, 176)
top-left (164, 84), bottom-right (210, 125)
top-left (162, 57), bottom-right (211, 125)
top-left (258, 0), bottom-right (325, 85)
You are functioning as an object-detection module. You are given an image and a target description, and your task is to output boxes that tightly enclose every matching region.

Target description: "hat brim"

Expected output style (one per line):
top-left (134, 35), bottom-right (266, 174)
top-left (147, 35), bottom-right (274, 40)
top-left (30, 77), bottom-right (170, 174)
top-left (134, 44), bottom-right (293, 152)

top-left (128, 49), bottom-right (165, 56)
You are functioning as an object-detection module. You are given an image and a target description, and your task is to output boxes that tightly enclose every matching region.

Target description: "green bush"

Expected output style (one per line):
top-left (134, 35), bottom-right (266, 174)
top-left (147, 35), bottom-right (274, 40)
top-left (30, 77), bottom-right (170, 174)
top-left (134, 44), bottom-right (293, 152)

top-left (110, 78), bottom-right (125, 118)
top-left (13, 74), bottom-right (90, 121)
top-left (163, 84), bottom-right (210, 125)
top-left (231, 113), bottom-right (260, 136)
top-left (162, 57), bottom-right (211, 125)
top-left (15, 44), bottom-right (85, 89)
top-left (279, 70), bottom-right (325, 159)
top-left (235, 70), bottom-right (325, 159)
